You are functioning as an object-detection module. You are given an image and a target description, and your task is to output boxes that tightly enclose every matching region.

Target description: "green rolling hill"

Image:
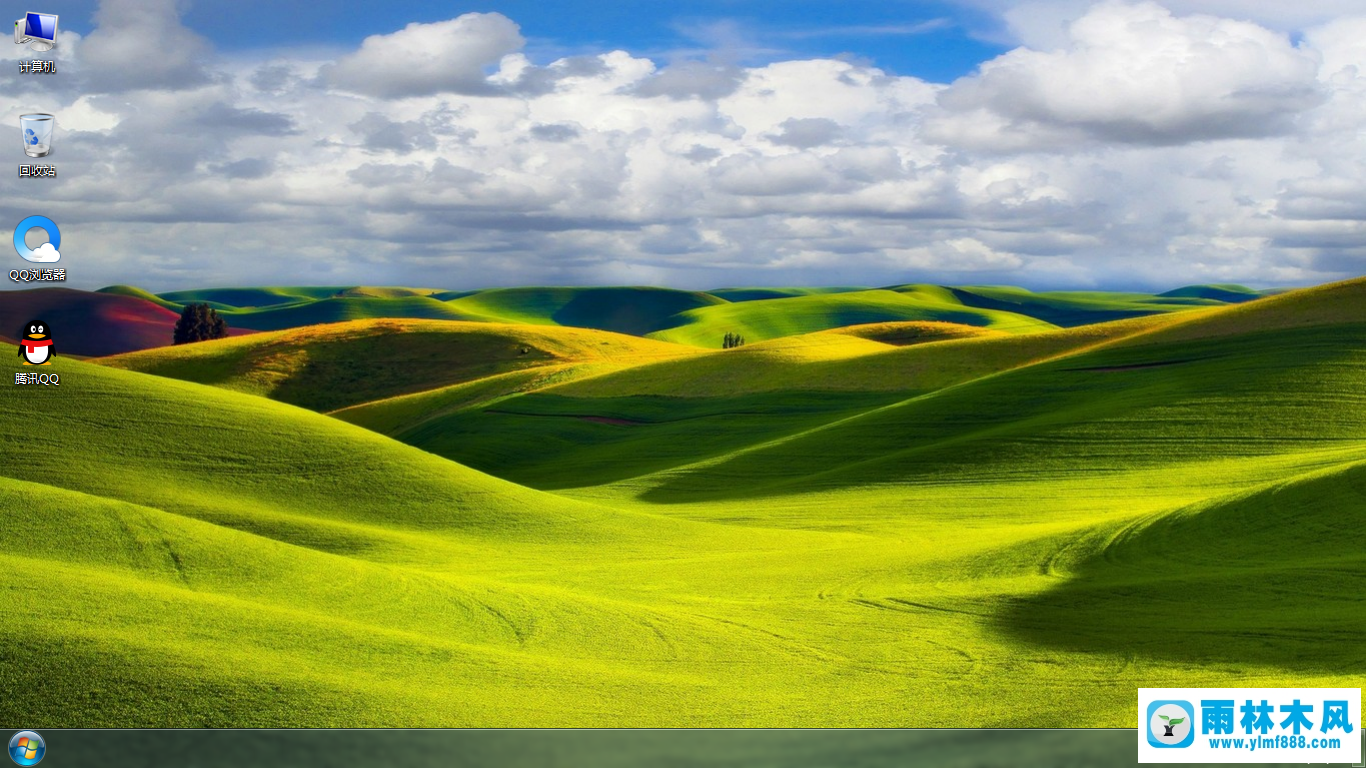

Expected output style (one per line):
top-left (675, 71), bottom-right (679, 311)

top-left (217, 296), bottom-right (497, 332)
top-left (97, 284), bottom-right (186, 312)
top-left (707, 287), bottom-right (868, 302)
top-left (1157, 283), bottom-right (1267, 303)
top-left (0, 359), bottom-right (825, 726)
top-left (378, 389), bottom-right (909, 490)
top-left (820, 321), bottom-right (1007, 346)
top-left (2, 287), bottom-right (248, 357)
top-left (99, 319), bottom-right (697, 412)
top-left (360, 315), bottom-right (1185, 488)
top-left (124, 287), bottom-right (469, 331)
top-left (645, 288), bottom-right (1058, 347)
top-left (76, 283), bottom-right (1260, 356)
top-left (937, 284), bottom-right (1250, 327)
top-left (443, 286), bottom-right (727, 336)
top-left (622, 279), bottom-right (1366, 502)
top-left (330, 364), bottom-right (634, 437)
top-left (159, 286), bottom-right (442, 307)
top-left (7, 277), bottom-right (1361, 729)
top-left (543, 313), bottom-right (1177, 399)
top-left (1001, 459), bottom-right (1366, 670)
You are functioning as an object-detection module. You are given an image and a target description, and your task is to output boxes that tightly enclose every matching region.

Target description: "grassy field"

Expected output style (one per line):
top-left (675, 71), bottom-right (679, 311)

top-left (644, 287), bottom-right (1059, 346)
top-left (443, 286), bottom-right (727, 336)
top-left (72, 282), bottom-right (1256, 348)
top-left (97, 284), bottom-right (187, 312)
top-left (940, 284), bottom-right (1255, 326)
top-left (99, 319), bottom-right (697, 412)
top-left (4, 277), bottom-right (1362, 728)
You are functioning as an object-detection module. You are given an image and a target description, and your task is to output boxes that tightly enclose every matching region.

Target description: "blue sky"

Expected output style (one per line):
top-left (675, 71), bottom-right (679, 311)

top-left (49, 0), bottom-right (1008, 82)
top-left (4, 1), bottom-right (1366, 292)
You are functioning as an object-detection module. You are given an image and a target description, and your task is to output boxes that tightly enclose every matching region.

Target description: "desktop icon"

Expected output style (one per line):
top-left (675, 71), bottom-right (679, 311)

top-left (20, 113), bottom-right (52, 158)
top-left (1145, 700), bottom-right (1195, 748)
top-left (18, 320), bottom-right (54, 365)
top-left (7, 731), bottom-right (45, 766)
top-left (13, 215), bottom-right (59, 263)
top-left (14, 13), bottom-right (55, 52)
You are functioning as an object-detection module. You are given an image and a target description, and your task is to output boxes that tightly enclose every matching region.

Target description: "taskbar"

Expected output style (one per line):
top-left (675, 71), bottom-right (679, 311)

top-left (7, 728), bottom-right (1363, 767)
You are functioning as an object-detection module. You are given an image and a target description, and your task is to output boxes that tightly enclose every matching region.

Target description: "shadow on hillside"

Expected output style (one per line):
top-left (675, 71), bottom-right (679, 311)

top-left (406, 392), bottom-right (905, 491)
top-left (996, 465), bottom-right (1366, 673)
top-left (637, 322), bottom-right (1366, 505)
top-left (551, 288), bottom-right (715, 336)
top-left (996, 565), bottom-right (1366, 673)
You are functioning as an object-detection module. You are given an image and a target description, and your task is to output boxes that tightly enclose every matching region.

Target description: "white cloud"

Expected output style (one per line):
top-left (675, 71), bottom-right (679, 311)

top-left (1303, 16), bottom-right (1366, 80)
top-left (926, 1), bottom-right (1323, 149)
top-left (77, 0), bottom-right (212, 92)
top-left (885, 238), bottom-right (1024, 271)
top-left (766, 118), bottom-right (845, 148)
top-left (714, 154), bottom-right (834, 196)
top-left (320, 13), bottom-right (524, 97)
top-left (3, 0), bottom-right (1366, 294)
top-left (630, 61), bottom-right (746, 100)
top-left (955, 0), bottom-right (1366, 48)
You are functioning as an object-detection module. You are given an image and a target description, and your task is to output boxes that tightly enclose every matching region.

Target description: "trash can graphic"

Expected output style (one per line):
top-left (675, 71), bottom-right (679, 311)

top-left (20, 113), bottom-right (54, 158)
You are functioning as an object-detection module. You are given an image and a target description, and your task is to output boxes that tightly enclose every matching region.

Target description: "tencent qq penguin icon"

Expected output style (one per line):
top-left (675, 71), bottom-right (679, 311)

top-left (13, 216), bottom-right (60, 263)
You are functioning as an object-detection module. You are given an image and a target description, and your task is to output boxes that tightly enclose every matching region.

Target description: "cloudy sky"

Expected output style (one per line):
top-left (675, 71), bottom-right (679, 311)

top-left (4, 0), bottom-right (1366, 292)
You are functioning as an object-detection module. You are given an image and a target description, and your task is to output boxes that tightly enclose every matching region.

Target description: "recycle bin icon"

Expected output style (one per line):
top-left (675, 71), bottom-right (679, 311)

top-left (21, 113), bottom-right (53, 158)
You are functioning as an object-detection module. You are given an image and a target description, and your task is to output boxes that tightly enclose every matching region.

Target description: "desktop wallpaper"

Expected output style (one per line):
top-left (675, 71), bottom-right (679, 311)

top-left (2, 0), bottom-right (1364, 728)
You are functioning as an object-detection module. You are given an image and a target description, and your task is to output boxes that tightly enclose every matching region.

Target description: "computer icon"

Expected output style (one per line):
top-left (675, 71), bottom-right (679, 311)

top-left (17, 12), bottom-right (56, 52)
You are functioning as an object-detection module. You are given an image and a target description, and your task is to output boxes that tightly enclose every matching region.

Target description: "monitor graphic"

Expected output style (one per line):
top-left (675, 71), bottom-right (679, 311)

top-left (23, 12), bottom-right (56, 51)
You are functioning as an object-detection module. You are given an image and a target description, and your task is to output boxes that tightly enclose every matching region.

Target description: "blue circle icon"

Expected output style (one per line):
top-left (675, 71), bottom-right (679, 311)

top-left (13, 216), bottom-right (60, 264)
top-left (8, 732), bottom-right (45, 766)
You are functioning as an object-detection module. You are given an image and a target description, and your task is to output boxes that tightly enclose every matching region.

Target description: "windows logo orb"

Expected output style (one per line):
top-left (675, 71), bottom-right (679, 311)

top-left (8, 732), bottom-right (45, 766)
top-left (24, 129), bottom-right (38, 147)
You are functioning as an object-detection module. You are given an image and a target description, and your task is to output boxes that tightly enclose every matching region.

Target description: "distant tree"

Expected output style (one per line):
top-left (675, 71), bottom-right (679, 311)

top-left (173, 303), bottom-right (229, 345)
top-left (723, 332), bottom-right (746, 349)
